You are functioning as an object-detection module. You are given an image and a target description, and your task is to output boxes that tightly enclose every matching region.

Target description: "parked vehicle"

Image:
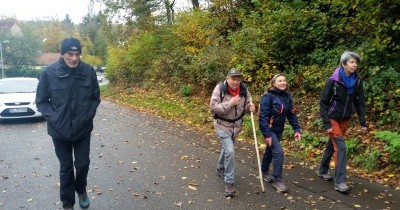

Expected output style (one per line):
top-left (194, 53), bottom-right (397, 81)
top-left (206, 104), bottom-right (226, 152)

top-left (97, 74), bottom-right (103, 83)
top-left (0, 77), bottom-right (42, 120)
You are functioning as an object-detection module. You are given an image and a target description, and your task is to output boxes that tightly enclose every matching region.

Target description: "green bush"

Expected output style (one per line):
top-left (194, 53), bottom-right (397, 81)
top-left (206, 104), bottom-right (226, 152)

top-left (372, 131), bottom-right (400, 164)
top-left (363, 67), bottom-right (400, 127)
top-left (300, 131), bottom-right (326, 147)
top-left (353, 147), bottom-right (381, 171)
top-left (346, 138), bottom-right (361, 158)
top-left (180, 85), bottom-right (192, 97)
top-left (5, 67), bottom-right (41, 78)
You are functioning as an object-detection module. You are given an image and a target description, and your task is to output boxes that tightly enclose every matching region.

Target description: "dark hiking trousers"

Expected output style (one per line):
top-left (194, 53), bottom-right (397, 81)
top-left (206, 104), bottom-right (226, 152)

top-left (319, 119), bottom-right (349, 184)
top-left (261, 132), bottom-right (284, 181)
top-left (52, 135), bottom-right (91, 208)
top-left (319, 136), bottom-right (347, 183)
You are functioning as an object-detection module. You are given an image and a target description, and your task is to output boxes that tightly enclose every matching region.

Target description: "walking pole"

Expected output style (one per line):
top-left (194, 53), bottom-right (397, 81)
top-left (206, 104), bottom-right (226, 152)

top-left (250, 99), bottom-right (265, 193)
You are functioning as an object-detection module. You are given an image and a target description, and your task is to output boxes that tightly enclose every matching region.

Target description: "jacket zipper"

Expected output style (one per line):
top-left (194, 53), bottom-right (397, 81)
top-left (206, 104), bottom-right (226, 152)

top-left (342, 95), bottom-right (349, 120)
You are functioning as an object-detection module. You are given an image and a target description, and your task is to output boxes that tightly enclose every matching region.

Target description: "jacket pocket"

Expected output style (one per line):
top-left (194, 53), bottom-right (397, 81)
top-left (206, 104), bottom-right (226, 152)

top-left (49, 83), bottom-right (68, 109)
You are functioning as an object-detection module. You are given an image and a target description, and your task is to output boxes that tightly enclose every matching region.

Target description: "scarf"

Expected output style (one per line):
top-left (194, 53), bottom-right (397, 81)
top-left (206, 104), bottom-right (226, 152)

top-left (228, 85), bottom-right (240, 97)
top-left (339, 67), bottom-right (356, 94)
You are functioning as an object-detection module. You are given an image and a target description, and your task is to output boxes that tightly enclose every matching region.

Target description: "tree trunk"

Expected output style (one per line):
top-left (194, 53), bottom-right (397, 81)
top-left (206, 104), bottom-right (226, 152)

top-left (191, 0), bottom-right (200, 9)
top-left (164, 0), bottom-right (175, 24)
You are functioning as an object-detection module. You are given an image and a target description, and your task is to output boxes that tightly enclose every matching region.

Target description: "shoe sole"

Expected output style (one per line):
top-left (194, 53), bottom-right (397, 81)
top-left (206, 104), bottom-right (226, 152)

top-left (224, 192), bottom-right (235, 197)
top-left (334, 187), bottom-right (351, 193)
top-left (272, 184), bottom-right (288, 193)
top-left (317, 173), bottom-right (333, 181)
top-left (263, 178), bottom-right (273, 183)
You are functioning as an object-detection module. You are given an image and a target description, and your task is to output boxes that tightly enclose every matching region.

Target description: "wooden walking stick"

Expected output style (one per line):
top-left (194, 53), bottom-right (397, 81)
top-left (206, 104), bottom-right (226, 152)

top-left (249, 99), bottom-right (265, 193)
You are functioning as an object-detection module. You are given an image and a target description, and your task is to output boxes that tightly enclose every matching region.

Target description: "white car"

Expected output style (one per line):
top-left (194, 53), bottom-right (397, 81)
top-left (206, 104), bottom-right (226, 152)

top-left (97, 74), bottom-right (103, 83)
top-left (0, 77), bottom-right (42, 120)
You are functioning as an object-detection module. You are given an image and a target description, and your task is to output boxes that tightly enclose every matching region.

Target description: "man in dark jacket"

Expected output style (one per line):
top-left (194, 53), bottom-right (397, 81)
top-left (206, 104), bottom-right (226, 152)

top-left (36, 38), bottom-right (101, 210)
top-left (317, 51), bottom-right (367, 193)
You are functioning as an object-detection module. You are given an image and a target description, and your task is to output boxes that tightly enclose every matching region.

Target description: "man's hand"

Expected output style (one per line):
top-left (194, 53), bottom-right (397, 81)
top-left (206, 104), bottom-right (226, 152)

top-left (248, 103), bottom-right (255, 112)
top-left (230, 95), bottom-right (241, 106)
top-left (294, 132), bottom-right (301, 140)
top-left (265, 137), bottom-right (272, 147)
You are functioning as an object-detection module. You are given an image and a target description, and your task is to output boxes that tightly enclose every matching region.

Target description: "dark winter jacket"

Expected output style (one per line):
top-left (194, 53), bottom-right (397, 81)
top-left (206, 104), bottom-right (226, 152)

top-left (36, 58), bottom-right (101, 141)
top-left (320, 67), bottom-right (367, 129)
top-left (259, 88), bottom-right (301, 138)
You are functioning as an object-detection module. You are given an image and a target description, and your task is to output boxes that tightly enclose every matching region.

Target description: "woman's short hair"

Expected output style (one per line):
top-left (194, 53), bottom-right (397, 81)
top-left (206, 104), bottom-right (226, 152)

top-left (340, 51), bottom-right (361, 66)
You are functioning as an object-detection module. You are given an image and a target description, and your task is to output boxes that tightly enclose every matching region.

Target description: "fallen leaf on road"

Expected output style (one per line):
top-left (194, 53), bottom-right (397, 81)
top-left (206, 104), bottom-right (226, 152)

top-left (188, 182), bottom-right (199, 186)
top-left (188, 185), bottom-right (197, 191)
top-left (27, 198), bottom-right (33, 202)
top-left (175, 202), bottom-right (183, 207)
top-left (354, 204), bottom-right (362, 208)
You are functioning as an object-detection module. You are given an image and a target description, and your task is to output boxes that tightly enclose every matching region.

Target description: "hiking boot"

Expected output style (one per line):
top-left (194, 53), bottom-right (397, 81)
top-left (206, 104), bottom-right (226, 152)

top-left (216, 168), bottom-right (224, 179)
top-left (262, 173), bottom-right (273, 183)
top-left (224, 183), bottom-right (235, 197)
top-left (272, 180), bottom-right (288, 192)
top-left (317, 171), bottom-right (333, 181)
top-left (334, 183), bottom-right (351, 192)
top-left (78, 191), bottom-right (90, 208)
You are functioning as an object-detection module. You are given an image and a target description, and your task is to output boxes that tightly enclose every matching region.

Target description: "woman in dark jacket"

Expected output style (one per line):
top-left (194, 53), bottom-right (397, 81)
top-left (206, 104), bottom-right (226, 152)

top-left (317, 51), bottom-right (367, 193)
top-left (259, 73), bottom-right (301, 193)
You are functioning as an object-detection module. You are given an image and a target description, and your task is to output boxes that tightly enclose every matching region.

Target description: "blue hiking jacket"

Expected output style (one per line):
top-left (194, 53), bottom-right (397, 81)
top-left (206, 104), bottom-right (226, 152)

top-left (259, 88), bottom-right (301, 138)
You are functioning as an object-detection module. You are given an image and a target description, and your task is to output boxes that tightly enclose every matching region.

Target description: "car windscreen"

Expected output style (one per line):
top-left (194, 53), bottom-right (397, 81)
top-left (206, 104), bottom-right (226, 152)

top-left (0, 80), bottom-right (38, 93)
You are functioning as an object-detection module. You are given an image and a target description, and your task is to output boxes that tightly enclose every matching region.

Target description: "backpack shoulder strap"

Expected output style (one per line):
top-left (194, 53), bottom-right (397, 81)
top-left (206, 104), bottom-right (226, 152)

top-left (218, 82), bottom-right (225, 102)
top-left (329, 80), bottom-right (338, 103)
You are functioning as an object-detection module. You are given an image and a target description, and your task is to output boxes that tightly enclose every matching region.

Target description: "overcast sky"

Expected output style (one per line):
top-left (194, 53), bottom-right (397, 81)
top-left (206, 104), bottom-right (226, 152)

top-left (0, 0), bottom-right (199, 24)
top-left (0, 0), bottom-right (95, 24)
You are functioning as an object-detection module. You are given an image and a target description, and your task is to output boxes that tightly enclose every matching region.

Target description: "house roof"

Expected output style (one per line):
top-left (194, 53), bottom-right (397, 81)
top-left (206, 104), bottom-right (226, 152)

top-left (0, 20), bottom-right (19, 34)
top-left (37, 53), bottom-right (60, 65)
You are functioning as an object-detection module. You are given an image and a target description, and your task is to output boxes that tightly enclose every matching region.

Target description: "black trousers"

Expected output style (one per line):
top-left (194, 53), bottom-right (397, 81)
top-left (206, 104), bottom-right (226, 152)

top-left (52, 135), bottom-right (91, 208)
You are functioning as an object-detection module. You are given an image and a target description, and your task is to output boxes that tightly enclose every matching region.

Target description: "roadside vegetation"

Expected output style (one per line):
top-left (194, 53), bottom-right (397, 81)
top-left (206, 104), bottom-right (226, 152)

top-left (98, 0), bottom-right (399, 189)
top-left (101, 83), bottom-right (400, 189)
top-left (1, 0), bottom-right (399, 189)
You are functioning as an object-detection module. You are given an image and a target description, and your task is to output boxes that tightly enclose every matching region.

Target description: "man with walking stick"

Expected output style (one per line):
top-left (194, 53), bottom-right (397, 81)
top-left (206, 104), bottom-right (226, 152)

top-left (210, 68), bottom-right (255, 197)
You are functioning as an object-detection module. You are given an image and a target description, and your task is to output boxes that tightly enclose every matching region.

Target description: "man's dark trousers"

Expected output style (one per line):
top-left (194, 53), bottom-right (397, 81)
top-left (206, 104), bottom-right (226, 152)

top-left (52, 135), bottom-right (90, 208)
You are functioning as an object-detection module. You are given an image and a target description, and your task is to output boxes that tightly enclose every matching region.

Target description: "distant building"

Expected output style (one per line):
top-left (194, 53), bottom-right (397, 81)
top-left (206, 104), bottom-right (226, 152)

top-left (36, 52), bottom-right (60, 67)
top-left (0, 20), bottom-right (22, 36)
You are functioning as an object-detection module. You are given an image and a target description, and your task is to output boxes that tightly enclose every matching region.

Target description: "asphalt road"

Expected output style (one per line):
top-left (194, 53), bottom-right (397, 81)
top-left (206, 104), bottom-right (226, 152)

top-left (0, 100), bottom-right (391, 210)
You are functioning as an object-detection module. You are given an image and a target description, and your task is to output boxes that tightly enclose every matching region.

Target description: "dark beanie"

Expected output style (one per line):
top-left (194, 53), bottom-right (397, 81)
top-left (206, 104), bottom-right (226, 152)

top-left (60, 38), bottom-right (82, 55)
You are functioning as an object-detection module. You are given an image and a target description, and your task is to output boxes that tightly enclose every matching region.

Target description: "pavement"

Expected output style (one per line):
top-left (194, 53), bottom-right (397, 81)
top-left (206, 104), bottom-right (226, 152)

top-left (0, 100), bottom-right (399, 210)
top-left (141, 104), bottom-right (400, 210)
top-left (280, 157), bottom-right (399, 210)
top-left (185, 130), bottom-right (400, 210)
